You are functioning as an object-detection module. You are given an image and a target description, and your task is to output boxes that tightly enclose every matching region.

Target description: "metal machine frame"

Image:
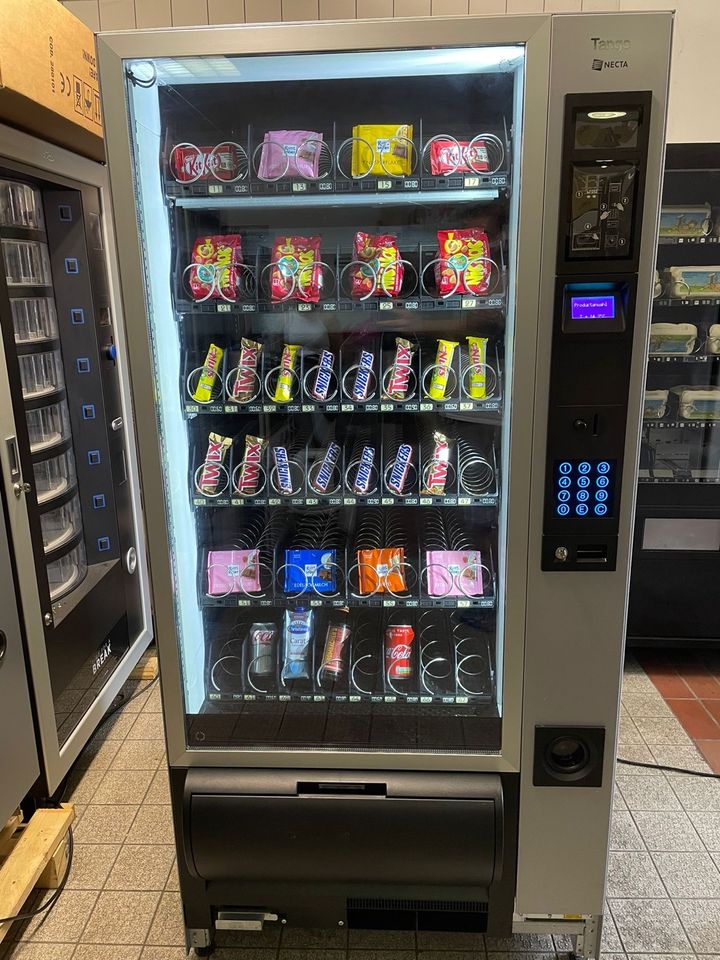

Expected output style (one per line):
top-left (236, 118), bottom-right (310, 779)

top-left (0, 122), bottom-right (152, 796)
top-left (98, 13), bottom-right (672, 954)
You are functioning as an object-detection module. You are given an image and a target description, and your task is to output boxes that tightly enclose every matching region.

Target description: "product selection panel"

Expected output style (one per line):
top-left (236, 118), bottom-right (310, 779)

top-left (543, 92), bottom-right (652, 571)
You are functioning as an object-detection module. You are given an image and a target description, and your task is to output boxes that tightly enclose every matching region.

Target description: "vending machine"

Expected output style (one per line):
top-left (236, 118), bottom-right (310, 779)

top-left (0, 122), bottom-right (152, 795)
top-left (97, 12), bottom-right (672, 956)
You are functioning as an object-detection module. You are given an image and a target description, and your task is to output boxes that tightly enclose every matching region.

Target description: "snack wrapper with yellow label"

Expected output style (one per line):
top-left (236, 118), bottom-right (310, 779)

top-left (193, 343), bottom-right (224, 403)
top-left (270, 235), bottom-right (323, 302)
top-left (466, 336), bottom-right (489, 399)
top-left (351, 124), bottom-right (414, 178)
top-left (273, 343), bottom-right (301, 404)
top-left (428, 339), bottom-right (459, 400)
top-left (435, 228), bottom-right (491, 296)
top-left (351, 232), bottom-right (403, 298)
top-left (190, 234), bottom-right (243, 300)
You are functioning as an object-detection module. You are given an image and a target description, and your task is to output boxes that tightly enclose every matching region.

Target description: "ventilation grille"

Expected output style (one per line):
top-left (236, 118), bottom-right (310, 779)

top-left (347, 898), bottom-right (488, 913)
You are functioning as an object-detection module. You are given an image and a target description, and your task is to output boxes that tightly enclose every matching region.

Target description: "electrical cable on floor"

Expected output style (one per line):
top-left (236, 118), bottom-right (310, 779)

top-left (0, 672), bottom-right (159, 927)
top-left (617, 756), bottom-right (720, 779)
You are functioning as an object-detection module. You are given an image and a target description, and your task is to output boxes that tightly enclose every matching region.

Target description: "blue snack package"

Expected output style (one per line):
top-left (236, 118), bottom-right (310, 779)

top-left (284, 548), bottom-right (337, 595)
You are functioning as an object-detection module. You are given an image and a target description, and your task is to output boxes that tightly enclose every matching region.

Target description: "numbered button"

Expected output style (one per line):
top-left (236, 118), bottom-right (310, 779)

top-left (578, 476), bottom-right (590, 488)
top-left (577, 490), bottom-right (589, 502)
top-left (597, 475), bottom-right (609, 488)
top-left (559, 462), bottom-right (573, 475)
top-left (558, 490), bottom-right (571, 503)
top-left (558, 503), bottom-right (570, 516)
top-left (595, 489), bottom-right (608, 502)
top-left (559, 476), bottom-right (572, 489)
top-left (578, 461), bottom-right (591, 474)
top-left (598, 461), bottom-right (611, 474)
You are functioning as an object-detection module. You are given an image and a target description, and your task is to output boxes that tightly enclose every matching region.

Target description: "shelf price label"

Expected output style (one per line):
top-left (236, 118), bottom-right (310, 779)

top-left (457, 600), bottom-right (471, 608)
top-left (420, 402), bottom-right (433, 411)
top-left (460, 402), bottom-right (473, 411)
top-left (461, 297), bottom-right (478, 309)
top-left (380, 403), bottom-right (393, 412)
top-left (379, 301), bottom-right (393, 311)
top-left (377, 179), bottom-right (392, 190)
top-left (458, 497), bottom-right (472, 506)
top-left (464, 176), bottom-right (480, 188)
top-left (292, 182), bottom-right (308, 192)
top-left (297, 302), bottom-right (312, 312)
top-left (341, 403), bottom-right (354, 412)
top-left (381, 497), bottom-right (394, 506)
top-left (383, 599), bottom-right (396, 607)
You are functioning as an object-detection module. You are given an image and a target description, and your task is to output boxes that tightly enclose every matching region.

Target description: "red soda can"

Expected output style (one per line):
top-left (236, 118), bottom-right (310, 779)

top-left (385, 624), bottom-right (415, 679)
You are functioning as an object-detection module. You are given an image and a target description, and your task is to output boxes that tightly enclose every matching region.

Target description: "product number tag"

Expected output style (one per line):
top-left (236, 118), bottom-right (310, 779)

top-left (216, 303), bottom-right (231, 313)
top-left (377, 179), bottom-right (392, 190)
top-left (342, 403), bottom-right (354, 412)
top-left (457, 599), bottom-right (471, 608)
top-left (420, 402), bottom-right (433, 411)
top-left (382, 497), bottom-right (394, 505)
top-left (462, 297), bottom-right (478, 309)
top-left (379, 301), bottom-right (393, 311)
top-left (383, 599), bottom-right (396, 607)
top-left (292, 182), bottom-right (307, 192)
top-left (298, 302), bottom-right (312, 312)
top-left (380, 403), bottom-right (392, 412)
top-left (464, 175), bottom-right (480, 188)
top-left (460, 402), bottom-right (473, 411)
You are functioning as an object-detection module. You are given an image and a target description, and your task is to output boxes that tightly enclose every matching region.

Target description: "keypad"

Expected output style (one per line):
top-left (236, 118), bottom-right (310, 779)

top-left (554, 459), bottom-right (614, 518)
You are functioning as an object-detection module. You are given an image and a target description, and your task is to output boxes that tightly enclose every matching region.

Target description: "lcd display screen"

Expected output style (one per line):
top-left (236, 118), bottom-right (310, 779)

top-left (570, 295), bottom-right (616, 320)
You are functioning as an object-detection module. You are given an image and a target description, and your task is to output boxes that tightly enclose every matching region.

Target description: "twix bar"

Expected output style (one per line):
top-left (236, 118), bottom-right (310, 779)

top-left (386, 337), bottom-right (415, 401)
top-left (235, 434), bottom-right (267, 496)
top-left (232, 338), bottom-right (262, 402)
top-left (198, 432), bottom-right (231, 495)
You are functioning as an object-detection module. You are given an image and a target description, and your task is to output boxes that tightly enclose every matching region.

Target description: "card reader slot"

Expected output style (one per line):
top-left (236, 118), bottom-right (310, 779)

top-left (575, 544), bottom-right (608, 563)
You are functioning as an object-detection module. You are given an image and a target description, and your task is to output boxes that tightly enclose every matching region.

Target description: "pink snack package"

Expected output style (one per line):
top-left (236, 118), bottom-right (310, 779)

top-left (207, 549), bottom-right (261, 596)
top-left (426, 550), bottom-right (483, 598)
top-left (258, 131), bottom-right (323, 180)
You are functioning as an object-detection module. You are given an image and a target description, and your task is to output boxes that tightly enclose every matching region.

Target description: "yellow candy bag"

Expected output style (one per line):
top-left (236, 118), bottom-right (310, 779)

top-left (351, 124), bottom-right (414, 178)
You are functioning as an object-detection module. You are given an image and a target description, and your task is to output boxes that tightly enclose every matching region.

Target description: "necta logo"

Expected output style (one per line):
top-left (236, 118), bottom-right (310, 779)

top-left (590, 37), bottom-right (630, 70)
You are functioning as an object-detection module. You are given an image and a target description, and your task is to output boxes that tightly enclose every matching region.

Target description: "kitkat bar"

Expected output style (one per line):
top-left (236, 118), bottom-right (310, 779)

top-left (270, 235), bottom-right (323, 302)
top-left (435, 228), bottom-right (491, 296)
top-left (429, 138), bottom-right (490, 176)
top-left (190, 234), bottom-right (243, 301)
top-left (170, 143), bottom-right (242, 182)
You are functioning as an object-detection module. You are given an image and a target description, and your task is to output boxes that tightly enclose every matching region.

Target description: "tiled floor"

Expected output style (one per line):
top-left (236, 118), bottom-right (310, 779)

top-left (2, 654), bottom-right (720, 959)
top-left (635, 649), bottom-right (720, 773)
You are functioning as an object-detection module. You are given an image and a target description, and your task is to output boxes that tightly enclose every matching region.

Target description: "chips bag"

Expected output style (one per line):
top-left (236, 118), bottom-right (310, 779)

top-left (351, 232), bottom-right (403, 298)
top-left (190, 234), bottom-right (243, 300)
top-left (270, 235), bottom-right (323, 302)
top-left (352, 124), bottom-right (414, 178)
top-left (435, 228), bottom-right (491, 296)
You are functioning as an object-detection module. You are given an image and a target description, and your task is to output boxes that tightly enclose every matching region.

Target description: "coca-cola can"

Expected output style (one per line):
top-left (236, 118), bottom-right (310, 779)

top-left (385, 624), bottom-right (415, 679)
top-left (249, 622), bottom-right (277, 676)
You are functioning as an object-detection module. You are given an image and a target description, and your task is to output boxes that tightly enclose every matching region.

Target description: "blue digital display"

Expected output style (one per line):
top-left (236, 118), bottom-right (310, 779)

top-left (554, 459), bottom-right (615, 518)
top-left (570, 296), bottom-right (616, 320)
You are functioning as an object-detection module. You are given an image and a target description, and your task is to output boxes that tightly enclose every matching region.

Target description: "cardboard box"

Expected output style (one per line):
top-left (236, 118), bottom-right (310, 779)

top-left (0, 0), bottom-right (104, 162)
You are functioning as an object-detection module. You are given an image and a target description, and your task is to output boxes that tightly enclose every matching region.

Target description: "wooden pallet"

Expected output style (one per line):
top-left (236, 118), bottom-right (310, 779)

top-left (129, 654), bottom-right (158, 681)
top-left (0, 805), bottom-right (75, 943)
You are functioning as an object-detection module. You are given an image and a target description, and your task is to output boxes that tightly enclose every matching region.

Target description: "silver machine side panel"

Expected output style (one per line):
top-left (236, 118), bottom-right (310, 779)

top-left (516, 12), bottom-right (672, 916)
top-left (0, 494), bottom-right (40, 823)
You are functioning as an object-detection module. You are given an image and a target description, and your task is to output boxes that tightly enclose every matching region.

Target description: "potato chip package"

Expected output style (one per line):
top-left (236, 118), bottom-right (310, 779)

top-left (351, 232), bottom-right (403, 298)
top-left (270, 235), bottom-right (323, 302)
top-left (435, 228), bottom-right (491, 296)
top-left (352, 124), bottom-right (413, 178)
top-left (190, 235), bottom-right (243, 301)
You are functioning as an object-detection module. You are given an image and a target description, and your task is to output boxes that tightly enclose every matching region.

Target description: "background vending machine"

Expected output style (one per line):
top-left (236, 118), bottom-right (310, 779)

top-left (98, 12), bottom-right (672, 955)
top-left (0, 123), bottom-right (152, 796)
top-left (628, 143), bottom-right (720, 646)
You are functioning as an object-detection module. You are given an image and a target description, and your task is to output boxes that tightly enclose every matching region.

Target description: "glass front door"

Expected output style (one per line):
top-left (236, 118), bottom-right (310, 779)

top-left (124, 44), bottom-right (525, 753)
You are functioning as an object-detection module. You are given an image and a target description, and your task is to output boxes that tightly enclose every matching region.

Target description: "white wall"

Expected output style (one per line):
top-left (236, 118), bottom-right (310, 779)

top-left (62, 0), bottom-right (718, 143)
